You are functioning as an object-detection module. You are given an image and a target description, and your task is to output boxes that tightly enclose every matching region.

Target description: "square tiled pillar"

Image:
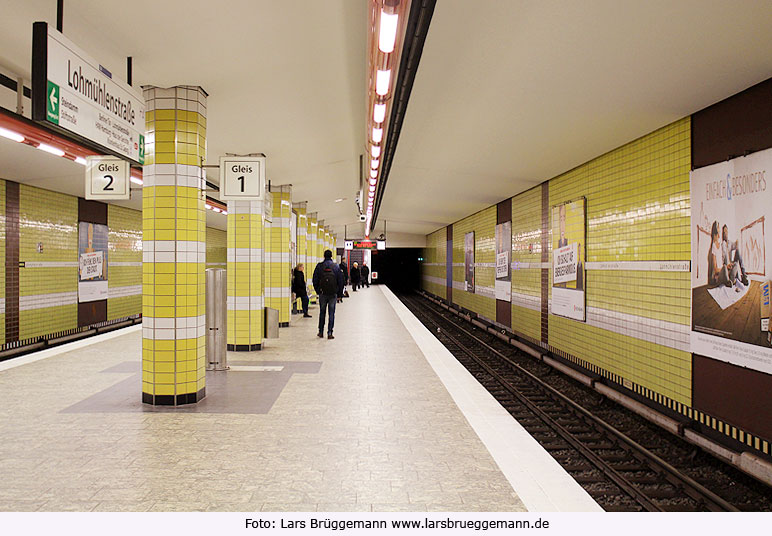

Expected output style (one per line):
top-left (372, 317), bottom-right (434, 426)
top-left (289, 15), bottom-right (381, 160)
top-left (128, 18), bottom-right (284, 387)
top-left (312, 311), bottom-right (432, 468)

top-left (142, 86), bottom-right (207, 406)
top-left (226, 200), bottom-right (264, 351)
top-left (306, 213), bottom-right (318, 293)
top-left (266, 185), bottom-right (292, 325)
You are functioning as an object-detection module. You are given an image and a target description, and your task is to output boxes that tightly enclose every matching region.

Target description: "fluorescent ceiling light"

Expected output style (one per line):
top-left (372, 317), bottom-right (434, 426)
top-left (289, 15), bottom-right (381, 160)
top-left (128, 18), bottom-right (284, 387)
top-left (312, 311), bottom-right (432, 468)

top-left (372, 127), bottom-right (383, 143)
top-left (370, 169), bottom-right (377, 178)
top-left (74, 157), bottom-right (87, 166)
top-left (37, 143), bottom-right (65, 157)
top-left (371, 145), bottom-right (380, 158)
top-left (212, 207), bottom-right (221, 213)
top-left (373, 103), bottom-right (386, 123)
top-left (130, 176), bottom-right (143, 185)
top-left (335, 198), bottom-right (345, 203)
top-left (376, 70), bottom-right (391, 96)
top-left (0, 127), bottom-right (24, 143)
top-left (369, 185), bottom-right (376, 192)
top-left (369, 178), bottom-right (377, 186)
top-left (371, 158), bottom-right (379, 169)
top-left (379, 11), bottom-right (399, 53)
top-left (206, 204), bottom-right (213, 210)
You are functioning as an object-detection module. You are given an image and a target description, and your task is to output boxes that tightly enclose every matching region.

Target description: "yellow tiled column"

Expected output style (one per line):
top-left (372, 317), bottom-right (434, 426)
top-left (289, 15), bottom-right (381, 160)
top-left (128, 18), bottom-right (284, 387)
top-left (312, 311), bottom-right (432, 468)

top-left (293, 202), bottom-right (307, 270)
top-left (266, 185), bottom-right (292, 326)
top-left (226, 200), bottom-right (264, 351)
top-left (142, 86), bottom-right (207, 406)
top-left (307, 212), bottom-right (318, 297)
top-left (293, 202), bottom-right (307, 311)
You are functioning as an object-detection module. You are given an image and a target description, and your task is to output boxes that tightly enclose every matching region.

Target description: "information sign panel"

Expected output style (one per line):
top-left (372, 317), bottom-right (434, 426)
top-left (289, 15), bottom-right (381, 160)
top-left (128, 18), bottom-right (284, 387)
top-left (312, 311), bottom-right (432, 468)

top-left (32, 23), bottom-right (145, 164)
top-left (85, 156), bottom-right (129, 200)
top-left (219, 156), bottom-right (266, 201)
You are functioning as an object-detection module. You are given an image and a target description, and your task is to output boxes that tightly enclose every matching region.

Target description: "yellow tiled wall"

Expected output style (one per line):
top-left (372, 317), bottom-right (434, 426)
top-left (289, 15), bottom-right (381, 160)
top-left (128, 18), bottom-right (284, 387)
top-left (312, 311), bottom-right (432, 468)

top-left (548, 118), bottom-right (692, 405)
top-left (452, 206), bottom-right (496, 320)
top-left (107, 205), bottom-right (142, 321)
top-left (206, 227), bottom-right (226, 268)
top-left (18, 184), bottom-right (78, 341)
top-left (510, 185), bottom-right (543, 343)
top-left (421, 228), bottom-right (446, 299)
top-left (423, 118), bottom-right (692, 408)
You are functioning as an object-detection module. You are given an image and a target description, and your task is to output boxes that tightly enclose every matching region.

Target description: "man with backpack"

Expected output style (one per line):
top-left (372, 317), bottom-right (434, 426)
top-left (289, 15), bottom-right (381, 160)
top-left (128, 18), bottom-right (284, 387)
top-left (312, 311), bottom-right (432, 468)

top-left (312, 249), bottom-right (345, 339)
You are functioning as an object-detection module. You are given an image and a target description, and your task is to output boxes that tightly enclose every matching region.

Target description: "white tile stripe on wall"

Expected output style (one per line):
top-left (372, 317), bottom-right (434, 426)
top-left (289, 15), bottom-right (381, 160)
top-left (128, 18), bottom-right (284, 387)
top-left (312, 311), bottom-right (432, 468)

top-left (19, 291), bottom-right (78, 311)
top-left (511, 291), bottom-right (541, 312)
top-left (586, 306), bottom-right (689, 353)
top-left (585, 261), bottom-right (690, 272)
top-left (108, 285), bottom-right (142, 298)
top-left (22, 261), bottom-right (78, 268)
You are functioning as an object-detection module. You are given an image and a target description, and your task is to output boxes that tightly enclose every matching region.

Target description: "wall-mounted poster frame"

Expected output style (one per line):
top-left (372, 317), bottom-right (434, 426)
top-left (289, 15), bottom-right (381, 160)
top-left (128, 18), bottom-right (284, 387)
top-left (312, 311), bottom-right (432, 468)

top-left (551, 198), bottom-right (586, 321)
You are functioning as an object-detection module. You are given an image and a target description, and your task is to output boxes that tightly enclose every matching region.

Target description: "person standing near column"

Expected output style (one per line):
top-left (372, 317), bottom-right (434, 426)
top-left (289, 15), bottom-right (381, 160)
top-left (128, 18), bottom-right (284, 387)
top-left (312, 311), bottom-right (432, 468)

top-left (292, 263), bottom-right (311, 318)
top-left (312, 250), bottom-right (344, 339)
top-left (360, 261), bottom-right (370, 288)
top-left (350, 261), bottom-right (361, 292)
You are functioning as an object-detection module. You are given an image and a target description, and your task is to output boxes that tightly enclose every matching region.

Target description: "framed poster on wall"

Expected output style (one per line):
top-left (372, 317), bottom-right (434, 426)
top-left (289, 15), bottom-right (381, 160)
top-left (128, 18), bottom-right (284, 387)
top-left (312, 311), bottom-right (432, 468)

top-left (78, 221), bottom-right (109, 302)
top-left (464, 231), bottom-right (475, 293)
top-left (691, 147), bottom-right (772, 375)
top-left (551, 198), bottom-right (586, 321)
top-left (495, 221), bottom-right (512, 301)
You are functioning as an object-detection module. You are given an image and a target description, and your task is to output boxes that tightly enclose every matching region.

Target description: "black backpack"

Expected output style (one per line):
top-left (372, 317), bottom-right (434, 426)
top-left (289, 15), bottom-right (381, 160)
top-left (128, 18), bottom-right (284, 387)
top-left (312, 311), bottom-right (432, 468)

top-left (320, 264), bottom-right (338, 295)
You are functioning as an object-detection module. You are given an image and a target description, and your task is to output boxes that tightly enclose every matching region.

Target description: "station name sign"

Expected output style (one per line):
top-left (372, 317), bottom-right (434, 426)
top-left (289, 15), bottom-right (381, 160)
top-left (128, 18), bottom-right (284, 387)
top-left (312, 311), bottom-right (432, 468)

top-left (32, 22), bottom-right (145, 165)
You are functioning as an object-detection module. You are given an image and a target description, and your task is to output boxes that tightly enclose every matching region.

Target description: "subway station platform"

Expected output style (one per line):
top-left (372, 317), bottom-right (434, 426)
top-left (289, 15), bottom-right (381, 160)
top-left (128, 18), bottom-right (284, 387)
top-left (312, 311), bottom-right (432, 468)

top-left (0, 286), bottom-right (599, 512)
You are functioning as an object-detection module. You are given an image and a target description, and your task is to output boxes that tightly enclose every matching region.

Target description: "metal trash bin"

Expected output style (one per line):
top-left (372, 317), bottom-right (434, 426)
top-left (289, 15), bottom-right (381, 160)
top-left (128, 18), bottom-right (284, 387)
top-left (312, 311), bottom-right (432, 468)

top-left (264, 307), bottom-right (279, 339)
top-left (205, 268), bottom-right (228, 370)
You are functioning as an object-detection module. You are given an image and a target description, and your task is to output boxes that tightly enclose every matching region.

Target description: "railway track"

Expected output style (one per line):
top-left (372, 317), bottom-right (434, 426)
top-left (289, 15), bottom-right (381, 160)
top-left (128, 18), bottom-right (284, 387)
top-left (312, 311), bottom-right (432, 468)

top-left (400, 293), bottom-right (747, 512)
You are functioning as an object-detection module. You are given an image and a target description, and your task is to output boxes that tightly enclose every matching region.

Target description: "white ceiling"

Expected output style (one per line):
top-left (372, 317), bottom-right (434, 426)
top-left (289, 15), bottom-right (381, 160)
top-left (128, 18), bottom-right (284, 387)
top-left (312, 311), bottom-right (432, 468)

top-left (2, 1), bottom-right (772, 240)
top-left (380, 0), bottom-right (772, 235)
top-left (0, 0), bottom-right (365, 236)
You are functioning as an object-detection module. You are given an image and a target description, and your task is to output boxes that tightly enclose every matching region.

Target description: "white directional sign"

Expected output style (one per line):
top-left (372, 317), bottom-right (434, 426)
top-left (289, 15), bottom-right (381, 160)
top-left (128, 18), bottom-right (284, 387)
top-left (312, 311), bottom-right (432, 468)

top-left (32, 23), bottom-right (145, 164)
top-left (85, 156), bottom-right (130, 200)
top-left (344, 240), bottom-right (354, 250)
top-left (219, 156), bottom-right (266, 201)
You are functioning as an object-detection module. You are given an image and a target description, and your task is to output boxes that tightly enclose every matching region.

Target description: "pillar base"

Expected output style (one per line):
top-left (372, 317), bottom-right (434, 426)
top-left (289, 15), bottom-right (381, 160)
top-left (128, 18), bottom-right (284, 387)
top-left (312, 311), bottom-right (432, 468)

top-left (142, 388), bottom-right (206, 406)
top-left (227, 343), bottom-right (262, 352)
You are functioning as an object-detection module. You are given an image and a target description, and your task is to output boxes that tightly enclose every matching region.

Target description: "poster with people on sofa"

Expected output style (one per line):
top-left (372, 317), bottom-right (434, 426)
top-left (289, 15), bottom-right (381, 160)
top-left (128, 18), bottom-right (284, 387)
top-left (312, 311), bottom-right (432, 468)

top-left (691, 147), bottom-right (772, 375)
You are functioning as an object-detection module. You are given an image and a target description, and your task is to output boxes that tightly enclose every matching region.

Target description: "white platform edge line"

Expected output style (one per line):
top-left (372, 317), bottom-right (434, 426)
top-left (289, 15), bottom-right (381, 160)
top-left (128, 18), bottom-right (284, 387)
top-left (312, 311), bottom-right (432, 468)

top-left (0, 325), bottom-right (142, 373)
top-left (380, 286), bottom-right (602, 512)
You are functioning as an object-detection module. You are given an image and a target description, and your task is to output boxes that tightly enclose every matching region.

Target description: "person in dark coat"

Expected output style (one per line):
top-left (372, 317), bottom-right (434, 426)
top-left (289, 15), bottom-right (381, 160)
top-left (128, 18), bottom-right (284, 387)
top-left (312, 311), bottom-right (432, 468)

top-left (350, 262), bottom-right (361, 291)
top-left (312, 250), bottom-right (345, 339)
top-left (339, 259), bottom-right (349, 286)
top-left (292, 263), bottom-right (311, 317)
top-left (360, 261), bottom-right (370, 288)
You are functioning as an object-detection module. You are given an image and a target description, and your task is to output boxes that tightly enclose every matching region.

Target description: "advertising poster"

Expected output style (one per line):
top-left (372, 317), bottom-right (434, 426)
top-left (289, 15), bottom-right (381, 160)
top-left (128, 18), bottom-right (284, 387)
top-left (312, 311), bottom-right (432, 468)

top-left (691, 147), bottom-right (772, 375)
top-left (495, 222), bottom-right (512, 301)
top-left (464, 232), bottom-right (475, 293)
top-left (551, 199), bottom-right (585, 321)
top-left (78, 222), bottom-right (109, 302)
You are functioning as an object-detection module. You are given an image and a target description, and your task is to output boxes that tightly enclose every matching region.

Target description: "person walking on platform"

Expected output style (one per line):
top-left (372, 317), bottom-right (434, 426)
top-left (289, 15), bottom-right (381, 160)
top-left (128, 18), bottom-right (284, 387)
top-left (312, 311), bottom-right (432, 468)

top-left (360, 261), bottom-right (370, 288)
top-left (339, 258), bottom-right (349, 301)
top-left (292, 263), bottom-right (311, 318)
top-left (312, 250), bottom-right (344, 339)
top-left (350, 261), bottom-right (361, 291)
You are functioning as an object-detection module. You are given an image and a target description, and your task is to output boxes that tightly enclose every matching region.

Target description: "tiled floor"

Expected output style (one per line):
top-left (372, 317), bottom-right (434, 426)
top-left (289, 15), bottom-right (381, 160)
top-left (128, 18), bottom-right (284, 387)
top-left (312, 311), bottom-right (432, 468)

top-left (0, 286), bottom-right (595, 512)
